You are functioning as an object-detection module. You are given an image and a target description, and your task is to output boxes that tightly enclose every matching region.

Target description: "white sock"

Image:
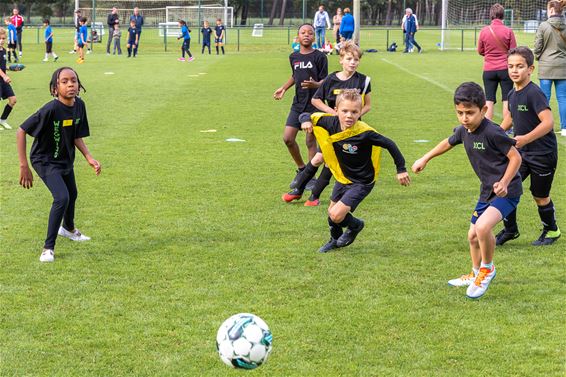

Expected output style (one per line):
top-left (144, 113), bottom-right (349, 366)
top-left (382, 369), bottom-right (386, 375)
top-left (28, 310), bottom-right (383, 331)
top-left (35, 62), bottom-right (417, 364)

top-left (472, 267), bottom-right (479, 276)
top-left (480, 261), bottom-right (493, 270)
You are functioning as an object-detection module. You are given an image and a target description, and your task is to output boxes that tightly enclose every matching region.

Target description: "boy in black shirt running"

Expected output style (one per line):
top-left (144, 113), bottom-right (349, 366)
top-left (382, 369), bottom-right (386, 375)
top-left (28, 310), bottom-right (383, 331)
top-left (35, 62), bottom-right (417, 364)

top-left (274, 23), bottom-right (328, 188)
top-left (300, 90), bottom-right (410, 253)
top-left (17, 67), bottom-right (101, 262)
top-left (0, 27), bottom-right (17, 130)
top-left (413, 82), bottom-right (522, 299)
top-left (496, 47), bottom-right (561, 246)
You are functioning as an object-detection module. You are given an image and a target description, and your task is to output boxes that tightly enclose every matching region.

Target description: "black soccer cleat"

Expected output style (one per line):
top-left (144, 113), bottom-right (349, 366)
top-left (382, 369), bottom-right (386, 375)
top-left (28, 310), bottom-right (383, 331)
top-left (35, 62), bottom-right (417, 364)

top-left (336, 220), bottom-right (365, 248)
top-left (531, 228), bottom-right (561, 246)
top-left (495, 229), bottom-right (520, 246)
top-left (319, 238), bottom-right (339, 253)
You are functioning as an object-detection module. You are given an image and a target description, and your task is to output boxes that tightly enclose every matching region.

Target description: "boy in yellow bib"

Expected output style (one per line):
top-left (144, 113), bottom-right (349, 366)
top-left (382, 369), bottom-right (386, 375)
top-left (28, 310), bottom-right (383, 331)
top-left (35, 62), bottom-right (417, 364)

top-left (300, 90), bottom-right (411, 252)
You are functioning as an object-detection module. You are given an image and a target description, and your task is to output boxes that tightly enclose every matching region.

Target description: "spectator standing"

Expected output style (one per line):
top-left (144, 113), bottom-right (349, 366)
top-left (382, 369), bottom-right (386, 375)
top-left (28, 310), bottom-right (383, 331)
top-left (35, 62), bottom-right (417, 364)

top-left (332, 8), bottom-right (343, 44)
top-left (534, 0), bottom-right (566, 136)
top-left (130, 7), bottom-right (144, 47)
top-left (339, 8), bottom-right (355, 41)
top-left (10, 8), bottom-right (24, 57)
top-left (477, 3), bottom-right (517, 120)
top-left (313, 5), bottom-right (331, 48)
top-left (106, 7), bottom-right (119, 54)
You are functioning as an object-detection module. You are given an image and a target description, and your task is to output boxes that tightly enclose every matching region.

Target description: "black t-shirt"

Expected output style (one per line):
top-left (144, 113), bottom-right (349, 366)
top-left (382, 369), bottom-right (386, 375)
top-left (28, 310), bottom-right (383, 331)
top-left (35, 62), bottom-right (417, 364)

top-left (448, 118), bottom-right (522, 202)
top-left (128, 27), bottom-right (139, 42)
top-left (508, 81), bottom-right (557, 155)
top-left (289, 50), bottom-right (328, 113)
top-left (215, 25), bottom-right (225, 37)
top-left (201, 27), bottom-right (212, 42)
top-left (0, 48), bottom-right (6, 75)
top-left (309, 115), bottom-right (406, 184)
top-left (20, 98), bottom-right (90, 178)
top-left (313, 71), bottom-right (371, 109)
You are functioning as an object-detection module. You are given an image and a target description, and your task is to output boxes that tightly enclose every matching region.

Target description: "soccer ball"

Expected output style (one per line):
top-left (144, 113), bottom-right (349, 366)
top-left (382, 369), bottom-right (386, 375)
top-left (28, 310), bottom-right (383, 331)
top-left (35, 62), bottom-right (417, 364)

top-left (216, 313), bottom-right (273, 369)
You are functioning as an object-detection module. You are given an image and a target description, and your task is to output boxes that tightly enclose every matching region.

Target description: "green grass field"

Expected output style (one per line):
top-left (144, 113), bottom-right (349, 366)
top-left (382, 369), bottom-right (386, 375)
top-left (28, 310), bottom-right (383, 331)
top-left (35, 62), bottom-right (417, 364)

top-left (1, 28), bottom-right (565, 376)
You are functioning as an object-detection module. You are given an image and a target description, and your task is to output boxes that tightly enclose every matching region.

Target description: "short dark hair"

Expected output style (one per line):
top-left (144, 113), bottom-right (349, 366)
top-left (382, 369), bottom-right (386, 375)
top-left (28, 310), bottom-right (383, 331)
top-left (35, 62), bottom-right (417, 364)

top-left (80, 17), bottom-right (87, 23)
top-left (508, 46), bottom-right (534, 66)
top-left (43, 19), bottom-right (50, 24)
top-left (490, 3), bottom-right (505, 20)
top-left (453, 82), bottom-right (486, 109)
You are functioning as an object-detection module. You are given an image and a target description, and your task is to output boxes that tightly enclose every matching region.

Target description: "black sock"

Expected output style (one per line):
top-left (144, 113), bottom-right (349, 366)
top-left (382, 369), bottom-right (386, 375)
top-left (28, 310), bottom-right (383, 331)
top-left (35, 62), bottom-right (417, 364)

top-left (338, 213), bottom-right (361, 230)
top-left (133, 47), bottom-right (138, 57)
top-left (128, 47), bottom-right (132, 56)
top-left (538, 200), bottom-right (558, 231)
top-left (1, 104), bottom-right (13, 120)
top-left (327, 217), bottom-right (343, 239)
top-left (187, 50), bottom-right (192, 58)
top-left (202, 45), bottom-right (205, 54)
top-left (295, 162), bottom-right (319, 191)
top-left (221, 46), bottom-right (225, 54)
top-left (311, 166), bottom-right (332, 199)
top-left (216, 46), bottom-right (219, 54)
top-left (503, 209), bottom-right (518, 233)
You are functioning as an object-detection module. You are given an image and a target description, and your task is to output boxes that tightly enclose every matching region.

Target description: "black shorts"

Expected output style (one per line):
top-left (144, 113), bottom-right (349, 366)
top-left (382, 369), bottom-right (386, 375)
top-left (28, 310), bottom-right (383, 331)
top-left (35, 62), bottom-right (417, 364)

top-left (330, 181), bottom-right (375, 212)
top-left (78, 42), bottom-right (85, 48)
top-left (182, 39), bottom-right (191, 49)
top-left (0, 81), bottom-right (15, 100)
top-left (215, 38), bottom-right (223, 44)
top-left (519, 152), bottom-right (557, 198)
top-left (46, 41), bottom-right (52, 53)
top-left (286, 108), bottom-right (303, 129)
top-left (483, 69), bottom-right (513, 103)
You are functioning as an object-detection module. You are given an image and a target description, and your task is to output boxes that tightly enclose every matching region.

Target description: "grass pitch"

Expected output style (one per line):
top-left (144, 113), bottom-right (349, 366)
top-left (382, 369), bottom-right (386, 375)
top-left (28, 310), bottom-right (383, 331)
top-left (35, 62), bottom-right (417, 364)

top-left (0, 29), bottom-right (564, 376)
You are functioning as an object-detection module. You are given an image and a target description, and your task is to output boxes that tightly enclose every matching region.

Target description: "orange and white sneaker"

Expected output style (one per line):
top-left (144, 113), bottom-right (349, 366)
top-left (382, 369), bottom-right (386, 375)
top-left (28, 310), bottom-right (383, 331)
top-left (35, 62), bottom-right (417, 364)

top-left (466, 266), bottom-right (496, 299)
top-left (448, 271), bottom-right (476, 287)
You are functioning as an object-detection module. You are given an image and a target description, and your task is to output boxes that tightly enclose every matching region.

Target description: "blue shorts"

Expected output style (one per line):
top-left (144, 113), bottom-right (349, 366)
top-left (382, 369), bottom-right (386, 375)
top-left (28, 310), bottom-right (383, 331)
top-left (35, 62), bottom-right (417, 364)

top-left (471, 197), bottom-right (520, 224)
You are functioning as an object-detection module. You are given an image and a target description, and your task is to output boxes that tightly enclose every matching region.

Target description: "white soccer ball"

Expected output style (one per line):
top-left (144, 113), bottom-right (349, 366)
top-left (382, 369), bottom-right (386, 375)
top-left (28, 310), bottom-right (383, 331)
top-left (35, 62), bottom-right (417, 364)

top-left (216, 313), bottom-right (273, 369)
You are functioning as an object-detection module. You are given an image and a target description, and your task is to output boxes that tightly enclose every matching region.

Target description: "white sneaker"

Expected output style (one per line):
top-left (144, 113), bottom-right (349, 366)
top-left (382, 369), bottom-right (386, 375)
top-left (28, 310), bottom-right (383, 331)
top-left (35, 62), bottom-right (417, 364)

top-left (466, 266), bottom-right (496, 299)
top-left (40, 249), bottom-right (55, 262)
top-left (69, 50), bottom-right (76, 54)
top-left (42, 58), bottom-right (49, 62)
top-left (448, 271), bottom-right (476, 287)
top-left (0, 119), bottom-right (12, 129)
top-left (561, 129), bottom-right (566, 137)
top-left (58, 226), bottom-right (91, 241)
top-left (87, 50), bottom-right (92, 54)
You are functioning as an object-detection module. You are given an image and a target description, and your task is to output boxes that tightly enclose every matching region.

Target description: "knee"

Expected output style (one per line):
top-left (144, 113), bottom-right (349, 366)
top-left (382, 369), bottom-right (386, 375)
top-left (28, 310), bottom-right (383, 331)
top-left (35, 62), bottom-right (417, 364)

top-left (328, 209), bottom-right (345, 224)
top-left (283, 135), bottom-right (296, 147)
top-left (467, 229), bottom-right (478, 244)
top-left (474, 222), bottom-right (492, 240)
top-left (305, 136), bottom-right (316, 149)
top-left (312, 153), bottom-right (324, 166)
top-left (8, 96), bottom-right (16, 107)
top-left (533, 196), bottom-right (550, 206)
top-left (53, 192), bottom-right (70, 209)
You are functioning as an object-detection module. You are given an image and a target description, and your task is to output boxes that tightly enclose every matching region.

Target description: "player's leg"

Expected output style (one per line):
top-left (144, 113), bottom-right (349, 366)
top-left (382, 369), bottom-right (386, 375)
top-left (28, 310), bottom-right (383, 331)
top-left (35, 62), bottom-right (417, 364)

top-left (330, 183), bottom-right (372, 248)
top-left (306, 165), bottom-right (332, 206)
top-left (466, 205), bottom-right (502, 298)
top-left (283, 126), bottom-right (304, 166)
top-left (39, 173), bottom-right (70, 262)
top-left (0, 91), bottom-right (16, 129)
top-left (186, 40), bottom-right (193, 60)
top-left (497, 161), bottom-right (529, 245)
top-left (57, 169), bottom-right (91, 241)
top-left (220, 42), bottom-right (225, 55)
top-left (554, 79), bottom-right (566, 136)
top-left (127, 43), bottom-right (132, 57)
top-left (529, 152), bottom-right (560, 245)
top-left (448, 223), bottom-right (481, 287)
top-left (215, 40), bottom-right (219, 54)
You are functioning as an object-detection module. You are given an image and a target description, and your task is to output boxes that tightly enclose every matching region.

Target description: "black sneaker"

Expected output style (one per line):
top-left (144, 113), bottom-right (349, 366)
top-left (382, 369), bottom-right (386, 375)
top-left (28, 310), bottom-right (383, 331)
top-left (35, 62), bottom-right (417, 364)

top-left (305, 178), bottom-right (317, 191)
top-left (289, 168), bottom-right (305, 189)
top-left (532, 228), bottom-right (561, 246)
top-left (319, 238), bottom-right (338, 253)
top-left (336, 220), bottom-right (365, 248)
top-left (495, 229), bottom-right (520, 246)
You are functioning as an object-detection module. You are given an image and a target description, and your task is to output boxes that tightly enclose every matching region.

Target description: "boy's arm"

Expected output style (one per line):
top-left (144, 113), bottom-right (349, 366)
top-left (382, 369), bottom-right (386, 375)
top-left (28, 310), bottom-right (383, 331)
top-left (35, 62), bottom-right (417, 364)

top-left (311, 98), bottom-right (336, 115)
top-left (493, 146), bottom-right (521, 197)
top-left (500, 111), bottom-right (513, 131)
top-left (370, 133), bottom-right (411, 186)
top-left (17, 128), bottom-right (33, 189)
top-left (514, 109), bottom-right (554, 148)
top-left (75, 138), bottom-right (101, 175)
top-left (412, 138), bottom-right (453, 173)
top-left (273, 77), bottom-right (295, 100)
top-left (361, 93), bottom-right (372, 116)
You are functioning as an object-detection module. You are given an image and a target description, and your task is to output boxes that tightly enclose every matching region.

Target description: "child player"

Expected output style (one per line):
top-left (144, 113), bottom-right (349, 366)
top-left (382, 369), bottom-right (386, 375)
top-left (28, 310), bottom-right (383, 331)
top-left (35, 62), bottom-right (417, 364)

top-left (4, 18), bottom-right (18, 63)
top-left (283, 40), bottom-right (371, 206)
top-left (412, 82), bottom-right (522, 299)
top-left (177, 20), bottom-right (193, 62)
top-left (0, 27), bottom-right (17, 130)
top-left (17, 67), bottom-right (101, 263)
top-left (76, 17), bottom-right (88, 64)
top-left (496, 46), bottom-right (561, 246)
top-left (214, 18), bottom-right (225, 55)
top-left (43, 19), bottom-right (59, 62)
top-left (274, 23), bottom-right (328, 188)
top-left (127, 19), bottom-right (139, 58)
top-left (300, 89), bottom-right (410, 253)
top-left (201, 20), bottom-right (212, 55)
